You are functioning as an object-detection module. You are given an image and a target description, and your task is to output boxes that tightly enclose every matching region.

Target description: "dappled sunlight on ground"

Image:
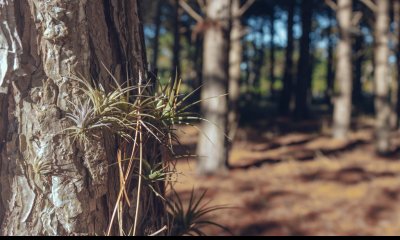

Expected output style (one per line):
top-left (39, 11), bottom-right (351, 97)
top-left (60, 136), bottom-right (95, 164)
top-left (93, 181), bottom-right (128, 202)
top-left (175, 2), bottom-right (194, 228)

top-left (172, 117), bottom-right (400, 236)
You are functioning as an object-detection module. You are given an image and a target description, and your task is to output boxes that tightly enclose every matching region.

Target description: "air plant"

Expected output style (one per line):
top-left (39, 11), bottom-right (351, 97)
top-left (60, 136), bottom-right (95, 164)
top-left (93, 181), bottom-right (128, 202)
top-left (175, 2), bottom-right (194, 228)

top-left (63, 70), bottom-right (229, 236)
top-left (63, 74), bottom-right (137, 143)
top-left (167, 188), bottom-right (232, 236)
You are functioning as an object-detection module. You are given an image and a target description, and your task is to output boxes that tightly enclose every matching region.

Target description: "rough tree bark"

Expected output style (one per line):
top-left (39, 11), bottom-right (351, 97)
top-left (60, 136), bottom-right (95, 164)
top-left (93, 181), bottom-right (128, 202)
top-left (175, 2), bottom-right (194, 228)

top-left (197, 0), bottom-right (230, 175)
top-left (279, 1), bottom-right (295, 115)
top-left (374, 0), bottom-right (391, 154)
top-left (0, 0), bottom-right (161, 236)
top-left (333, 0), bottom-right (353, 140)
top-left (294, 0), bottom-right (313, 118)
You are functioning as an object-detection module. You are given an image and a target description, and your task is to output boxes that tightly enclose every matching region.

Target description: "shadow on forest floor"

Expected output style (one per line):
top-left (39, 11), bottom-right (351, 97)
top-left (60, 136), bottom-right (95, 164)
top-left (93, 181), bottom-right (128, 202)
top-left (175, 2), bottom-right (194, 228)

top-left (172, 112), bottom-right (400, 236)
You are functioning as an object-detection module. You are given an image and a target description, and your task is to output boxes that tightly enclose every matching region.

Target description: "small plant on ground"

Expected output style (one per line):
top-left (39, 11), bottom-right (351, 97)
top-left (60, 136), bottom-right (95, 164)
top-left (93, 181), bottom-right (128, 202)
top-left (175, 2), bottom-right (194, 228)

top-left (167, 188), bottom-right (231, 236)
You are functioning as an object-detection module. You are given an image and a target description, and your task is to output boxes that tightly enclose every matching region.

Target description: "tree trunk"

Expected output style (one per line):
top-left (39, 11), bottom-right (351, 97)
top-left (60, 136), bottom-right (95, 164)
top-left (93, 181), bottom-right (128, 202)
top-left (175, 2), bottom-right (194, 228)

top-left (192, 35), bottom-right (203, 111)
top-left (326, 9), bottom-right (335, 109)
top-left (269, 11), bottom-right (276, 98)
top-left (353, 34), bottom-right (364, 111)
top-left (374, 0), bottom-right (391, 154)
top-left (0, 0), bottom-right (162, 236)
top-left (279, 1), bottom-right (295, 115)
top-left (395, 0), bottom-right (400, 128)
top-left (294, 0), bottom-right (313, 118)
top-left (228, 0), bottom-right (242, 141)
top-left (197, 0), bottom-right (230, 175)
top-left (251, 25), bottom-right (266, 93)
top-left (152, 0), bottom-right (163, 70)
top-left (333, 0), bottom-right (353, 140)
top-left (172, 0), bottom-right (181, 80)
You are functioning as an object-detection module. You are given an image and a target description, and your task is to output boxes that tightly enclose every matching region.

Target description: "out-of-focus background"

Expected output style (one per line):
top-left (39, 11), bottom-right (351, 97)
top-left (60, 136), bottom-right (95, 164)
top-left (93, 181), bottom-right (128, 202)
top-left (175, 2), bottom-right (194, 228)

top-left (140, 0), bottom-right (400, 236)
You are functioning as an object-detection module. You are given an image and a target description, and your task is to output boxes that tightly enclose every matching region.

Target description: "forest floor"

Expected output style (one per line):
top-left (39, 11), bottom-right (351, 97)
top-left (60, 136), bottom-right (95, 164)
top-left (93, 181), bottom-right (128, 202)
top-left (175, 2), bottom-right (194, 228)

top-left (171, 114), bottom-right (400, 236)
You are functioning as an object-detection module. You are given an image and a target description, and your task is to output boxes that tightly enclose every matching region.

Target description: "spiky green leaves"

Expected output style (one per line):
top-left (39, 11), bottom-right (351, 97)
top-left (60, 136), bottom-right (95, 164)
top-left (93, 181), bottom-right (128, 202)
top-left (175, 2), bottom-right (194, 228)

top-left (63, 74), bottom-right (137, 143)
top-left (167, 189), bottom-right (232, 236)
top-left (63, 73), bottom-right (205, 153)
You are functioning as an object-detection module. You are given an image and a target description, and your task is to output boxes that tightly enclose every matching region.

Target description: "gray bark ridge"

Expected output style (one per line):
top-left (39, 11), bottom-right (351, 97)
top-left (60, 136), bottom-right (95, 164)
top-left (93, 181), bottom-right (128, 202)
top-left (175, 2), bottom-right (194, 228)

top-left (0, 0), bottom-right (24, 93)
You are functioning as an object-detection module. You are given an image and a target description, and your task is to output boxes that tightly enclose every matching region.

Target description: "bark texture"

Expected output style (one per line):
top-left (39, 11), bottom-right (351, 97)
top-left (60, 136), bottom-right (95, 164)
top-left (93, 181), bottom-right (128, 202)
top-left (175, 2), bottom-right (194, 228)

top-left (0, 0), bottom-right (154, 236)
top-left (333, 0), bottom-right (353, 140)
top-left (374, 0), bottom-right (391, 154)
top-left (197, 0), bottom-right (230, 175)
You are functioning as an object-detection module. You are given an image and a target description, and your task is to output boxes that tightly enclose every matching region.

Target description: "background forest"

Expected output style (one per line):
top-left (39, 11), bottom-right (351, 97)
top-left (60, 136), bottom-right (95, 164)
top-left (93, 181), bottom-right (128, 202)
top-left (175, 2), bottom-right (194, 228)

top-left (140, 0), bottom-right (400, 236)
top-left (1, 0), bottom-right (400, 236)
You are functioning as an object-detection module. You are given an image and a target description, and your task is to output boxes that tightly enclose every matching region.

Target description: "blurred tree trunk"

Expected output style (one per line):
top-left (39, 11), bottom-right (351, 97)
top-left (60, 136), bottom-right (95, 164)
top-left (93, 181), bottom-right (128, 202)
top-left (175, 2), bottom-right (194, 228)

top-left (197, 0), bottom-right (230, 175)
top-left (0, 0), bottom-right (162, 236)
top-left (172, 0), bottom-right (181, 80)
top-left (294, 0), bottom-right (313, 118)
top-left (352, 0), bottom-right (364, 112)
top-left (152, 0), bottom-right (163, 70)
top-left (251, 24), bottom-right (266, 93)
top-left (269, 10), bottom-right (276, 98)
top-left (280, 1), bottom-right (295, 115)
top-left (243, 42), bottom-right (252, 96)
top-left (326, 9), bottom-right (335, 109)
top-left (333, 0), bottom-right (353, 140)
top-left (353, 34), bottom-right (364, 111)
top-left (395, 0), bottom-right (400, 128)
top-left (193, 36), bottom-right (204, 107)
top-left (228, 0), bottom-right (242, 141)
top-left (374, 0), bottom-right (391, 154)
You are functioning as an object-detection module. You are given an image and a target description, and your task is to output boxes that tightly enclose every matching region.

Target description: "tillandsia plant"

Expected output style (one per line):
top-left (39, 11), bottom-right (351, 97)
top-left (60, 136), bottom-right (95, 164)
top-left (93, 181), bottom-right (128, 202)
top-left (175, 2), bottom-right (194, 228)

top-left (167, 188), bottom-right (232, 236)
top-left (63, 69), bottom-right (230, 236)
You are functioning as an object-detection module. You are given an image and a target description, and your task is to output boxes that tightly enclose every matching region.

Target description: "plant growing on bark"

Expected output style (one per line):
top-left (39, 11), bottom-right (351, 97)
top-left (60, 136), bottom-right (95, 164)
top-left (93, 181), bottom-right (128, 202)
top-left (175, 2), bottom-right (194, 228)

top-left (63, 71), bottom-right (228, 236)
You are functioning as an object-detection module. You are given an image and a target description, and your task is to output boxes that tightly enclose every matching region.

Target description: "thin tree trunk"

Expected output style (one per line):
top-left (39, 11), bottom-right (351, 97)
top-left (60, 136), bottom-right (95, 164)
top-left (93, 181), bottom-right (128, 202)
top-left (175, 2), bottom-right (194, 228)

top-left (280, 1), bottom-right (295, 115)
top-left (243, 42), bottom-right (253, 98)
top-left (351, 0), bottom-right (363, 112)
top-left (269, 11), bottom-right (276, 98)
top-left (152, 0), bottom-right (163, 70)
top-left (333, 0), bottom-right (353, 140)
top-left (228, 0), bottom-right (242, 141)
top-left (0, 0), bottom-right (162, 235)
top-left (326, 9), bottom-right (335, 108)
top-left (193, 35), bottom-right (203, 107)
top-left (294, 0), bottom-right (313, 118)
top-left (252, 24), bottom-right (266, 93)
top-left (353, 34), bottom-right (364, 111)
top-left (374, 0), bottom-right (391, 154)
top-left (396, 0), bottom-right (400, 128)
top-left (391, 0), bottom-right (400, 129)
top-left (197, 0), bottom-right (230, 175)
top-left (172, 0), bottom-right (181, 80)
